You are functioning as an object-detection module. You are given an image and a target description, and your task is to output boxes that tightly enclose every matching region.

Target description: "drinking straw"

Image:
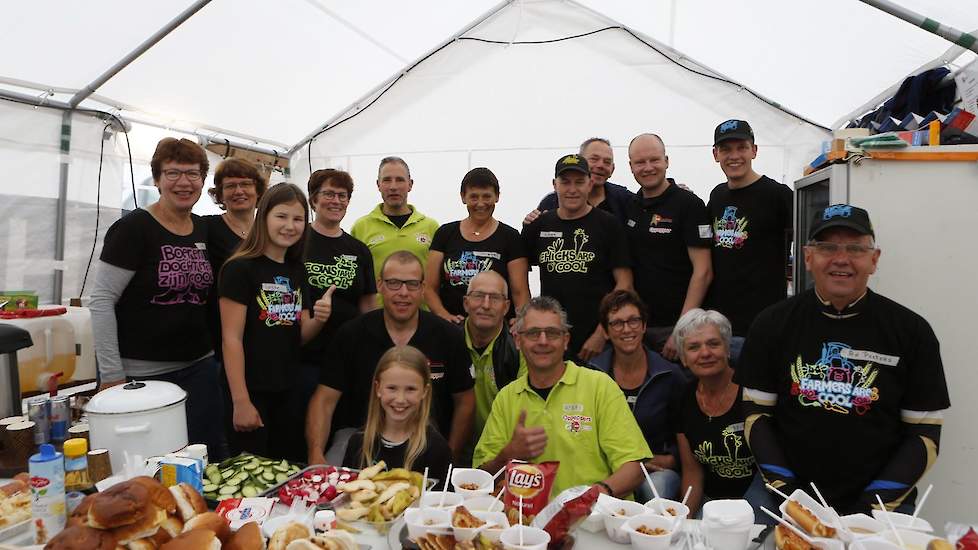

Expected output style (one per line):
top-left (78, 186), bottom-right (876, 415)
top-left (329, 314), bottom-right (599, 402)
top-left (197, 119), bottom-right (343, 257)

top-left (639, 462), bottom-right (668, 516)
top-left (759, 506), bottom-right (817, 545)
top-left (876, 495), bottom-right (905, 549)
top-left (420, 467), bottom-right (429, 507)
top-left (438, 464), bottom-right (453, 507)
top-left (491, 484), bottom-right (506, 512)
top-left (765, 483), bottom-right (792, 501)
top-left (911, 484), bottom-right (933, 520)
top-left (680, 485), bottom-right (693, 506)
top-left (519, 495), bottom-right (525, 545)
top-left (811, 482), bottom-right (866, 550)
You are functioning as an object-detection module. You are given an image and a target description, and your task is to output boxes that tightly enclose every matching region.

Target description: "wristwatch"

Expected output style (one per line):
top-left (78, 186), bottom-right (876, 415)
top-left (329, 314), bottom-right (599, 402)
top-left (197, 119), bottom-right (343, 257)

top-left (596, 481), bottom-right (614, 497)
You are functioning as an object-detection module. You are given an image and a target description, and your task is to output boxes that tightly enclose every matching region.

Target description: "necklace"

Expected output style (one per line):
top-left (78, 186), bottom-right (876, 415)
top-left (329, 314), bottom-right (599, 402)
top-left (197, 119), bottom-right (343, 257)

top-left (696, 383), bottom-right (738, 422)
top-left (466, 218), bottom-right (496, 237)
top-left (223, 213), bottom-right (250, 238)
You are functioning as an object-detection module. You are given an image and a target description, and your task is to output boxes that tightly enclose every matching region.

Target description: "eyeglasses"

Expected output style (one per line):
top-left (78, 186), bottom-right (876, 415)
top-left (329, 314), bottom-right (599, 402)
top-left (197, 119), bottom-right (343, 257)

top-left (466, 291), bottom-right (507, 304)
top-left (317, 190), bottom-right (349, 202)
top-left (382, 278), bottom-right (422, 291)
top-left (807, 241), bottom-right (876, 258)
top-left (223, 180), bottom-right (255, 191)
top-left (608, 316), bottom-right (644, 331)
top-left (161, 169), bottom-right (203, 182)
top-left (518, 328), bottom-right (567, 341)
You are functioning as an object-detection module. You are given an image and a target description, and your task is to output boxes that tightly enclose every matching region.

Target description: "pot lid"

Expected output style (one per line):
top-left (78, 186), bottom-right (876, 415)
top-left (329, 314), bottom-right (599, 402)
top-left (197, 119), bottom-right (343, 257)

top-left (85, 381), bottom-right (187, 414)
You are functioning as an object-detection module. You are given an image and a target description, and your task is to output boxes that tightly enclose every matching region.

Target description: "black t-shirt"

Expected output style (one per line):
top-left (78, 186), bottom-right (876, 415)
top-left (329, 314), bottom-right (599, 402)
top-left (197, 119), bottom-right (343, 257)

top-left (219, 255), bottom-right (309, 392)
top-left (388, 213), bottom-right (411, 229)
top-left (734, 289), bottom-right (950, 506)
top-left (624, 184), bottom-right (713, 327)
top-left (302, 228), bottom-right (376, 364)
top-left (99, 209), bottom-right (213, 361)
top-left (674, 384), bottom-right (755, 499)
top-left (319, 310), bottom-right (475, 436)
top-left (429, 221), bottom-right (526, 316)
top-left (706, 176), bottom-right (792, 336)
top-left (203, 215), bottom-right (244, 361)
top-left (522, 208), bottom-right (630, 357)
top-left (342, 425), bottom-right (453, 489)
top-left (621, 386), bottom-right (641, 408)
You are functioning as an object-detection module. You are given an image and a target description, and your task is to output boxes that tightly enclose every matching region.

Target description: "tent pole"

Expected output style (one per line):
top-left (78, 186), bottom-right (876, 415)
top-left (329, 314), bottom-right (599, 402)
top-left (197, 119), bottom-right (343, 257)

top-left (288, 0), bottom-right (514, 156)
top-left (53, 111), bottom-right (71, 305)
top-left (67, 0), bottom-right (213, 108)
top-left (857, 0), bottom-right (978, 54)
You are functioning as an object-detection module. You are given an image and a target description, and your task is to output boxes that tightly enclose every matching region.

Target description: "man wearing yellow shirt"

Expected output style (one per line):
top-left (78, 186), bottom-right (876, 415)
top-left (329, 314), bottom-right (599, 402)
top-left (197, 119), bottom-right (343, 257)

top-left (463, 271), bottom-right (526, 441)
top-left (474, 296), bottom-right (651, 498)
top-left (350, 156), bottom-right (439, 281)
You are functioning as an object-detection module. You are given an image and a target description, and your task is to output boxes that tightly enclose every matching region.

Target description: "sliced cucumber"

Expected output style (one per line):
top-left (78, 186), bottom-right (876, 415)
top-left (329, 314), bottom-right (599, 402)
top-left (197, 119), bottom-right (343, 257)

top-left (202, 483), bottom-right (218, 492)
top-left (272, 464), bottom-right (288, 473)
top-left (221, 469), bottom-right (235, 480)
top-left (242, 486), bottom-right (259, 498)
top-left (218, 484), bottom-right (239, 495)
top-left (275, 473), bottom-right (288, 483)
top-left (261, 471), bottom-right (274, 482)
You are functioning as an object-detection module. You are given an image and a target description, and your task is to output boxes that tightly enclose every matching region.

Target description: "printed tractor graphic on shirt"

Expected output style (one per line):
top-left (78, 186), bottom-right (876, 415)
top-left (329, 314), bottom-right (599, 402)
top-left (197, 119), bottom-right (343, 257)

top-left (445, 251), bottom-right (493, 286)
top-left (790, 341), bottom-right (879, 415)
top-left (539, 229), bottom-right (596, 273)
top-left (713, 206), bottom-right (749, 249)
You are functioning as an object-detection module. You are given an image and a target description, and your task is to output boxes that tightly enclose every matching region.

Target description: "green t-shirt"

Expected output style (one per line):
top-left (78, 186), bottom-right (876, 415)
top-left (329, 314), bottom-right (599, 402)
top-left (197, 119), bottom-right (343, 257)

top-left (473, 361), bottom-right (652, 496)
top-left (465, 324), bottom-right (527, 440)
top-left (350, 203), bottom-right (439, 281)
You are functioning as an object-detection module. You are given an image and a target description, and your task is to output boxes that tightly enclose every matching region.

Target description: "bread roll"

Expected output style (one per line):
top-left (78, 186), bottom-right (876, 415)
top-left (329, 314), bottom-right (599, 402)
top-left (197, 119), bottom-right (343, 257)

top-left (168, 483), bottom-right (207, 522)
top-left (160, 529), bottom-right (221, 550)
top-left (267, 522), bottom-right (312, 550)
top-left (43, 525), bottom-right (118, 550)
top-left (183, 512), bottom-right (231, 544)
top-left (88, 481), bottom-right (151, 529)
top-left (130, 477), bottom-right (178, 515)
top-left (224, 522), bottom-right (265, 550)
top-left (111, 504), bottom-right (166, 544)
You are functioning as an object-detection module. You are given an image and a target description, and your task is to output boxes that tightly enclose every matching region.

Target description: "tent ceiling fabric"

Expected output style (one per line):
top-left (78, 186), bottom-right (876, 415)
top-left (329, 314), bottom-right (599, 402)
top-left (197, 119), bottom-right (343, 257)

top-left (1, 0), bottom-right (975, 147)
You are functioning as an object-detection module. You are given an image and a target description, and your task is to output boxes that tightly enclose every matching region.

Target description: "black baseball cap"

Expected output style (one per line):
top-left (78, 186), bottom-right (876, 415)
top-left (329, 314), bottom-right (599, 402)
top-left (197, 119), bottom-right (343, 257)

top-left (554, 154), bottom-right (589, 177)
top-left (808, 204), bottom-right (875, 241)
top-left (714, 119), bottom-right (755, 146)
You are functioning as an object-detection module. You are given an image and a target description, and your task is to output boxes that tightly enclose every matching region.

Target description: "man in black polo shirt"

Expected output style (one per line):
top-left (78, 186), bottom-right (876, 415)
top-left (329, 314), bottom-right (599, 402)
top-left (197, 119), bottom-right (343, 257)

top-left (305, 251), bottom-right (475, 465)
top-left (522, 154), bottom-right (632, 361)
top-left (736, 204), bottom-right (950, 513)
top-left (706, 120), bottom-right (793, 337)
top-left (625, 133), bottom-right (713, 360)
top-left (524, 137), bottom-right (634, 225)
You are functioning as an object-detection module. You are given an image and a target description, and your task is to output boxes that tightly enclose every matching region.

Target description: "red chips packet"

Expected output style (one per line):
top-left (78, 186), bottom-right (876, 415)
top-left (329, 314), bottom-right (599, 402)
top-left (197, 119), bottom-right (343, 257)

top-left (504, 460), bottom-right (559, 526)
top-left (958, 528), bottom-right (978, 550)
top-left (542, 485), bottom-right (600, 548)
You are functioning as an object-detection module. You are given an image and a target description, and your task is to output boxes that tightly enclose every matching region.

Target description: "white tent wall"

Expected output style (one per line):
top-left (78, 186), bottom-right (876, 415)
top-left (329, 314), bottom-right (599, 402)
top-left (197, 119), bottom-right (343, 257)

top-left (295, 0), bottom-right (829, 236)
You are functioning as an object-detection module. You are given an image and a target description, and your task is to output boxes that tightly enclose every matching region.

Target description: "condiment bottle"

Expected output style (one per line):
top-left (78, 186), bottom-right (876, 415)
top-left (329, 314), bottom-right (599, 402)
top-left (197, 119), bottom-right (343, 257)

top-left (63, 437), bottom-right (93, 491)
top-left (29, 443), bottom-right (66, 544)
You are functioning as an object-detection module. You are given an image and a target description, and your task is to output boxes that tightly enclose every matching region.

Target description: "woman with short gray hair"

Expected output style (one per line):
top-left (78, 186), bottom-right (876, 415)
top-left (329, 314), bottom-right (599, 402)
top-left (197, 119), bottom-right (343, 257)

top-left (671, 308), bottom-right (757, 517)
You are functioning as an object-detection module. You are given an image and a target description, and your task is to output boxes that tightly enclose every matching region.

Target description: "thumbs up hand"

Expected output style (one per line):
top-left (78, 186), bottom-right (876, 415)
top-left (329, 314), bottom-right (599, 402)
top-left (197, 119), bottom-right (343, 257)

top-left (313, 285), bottom-right (335, 322)
top-left (504, 409), bottom-right (548, 460)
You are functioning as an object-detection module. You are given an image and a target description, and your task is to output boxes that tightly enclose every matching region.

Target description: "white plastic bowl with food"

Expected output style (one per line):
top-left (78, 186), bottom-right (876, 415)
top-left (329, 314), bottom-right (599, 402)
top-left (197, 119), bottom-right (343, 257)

top-left (474, 511), bottom-right (509, 542)
top-left (854, 538), bottom-right (905, 550)
top-left (451, 468), bottom-right (494, 498)
top-left (601, 498), bottom-right (648, 544)
top-left (623, 513), bottom-right (674, 550)
top-left (842, 513), bottom-right (886, 538)
top-left (420, 490), bottom-right (465, 509)
top-left (644, 497), bottom-right (690, 521)
top-left (779, 489), bottom-right (838, 532)
top-left (872, 510), bottom-right (934, 533)
top-left (404, 507), bottom-right (451, 541)
top-left (499, 525), bottom-right (551, 550)
top-left (464, 495), bottom-right (505, 513)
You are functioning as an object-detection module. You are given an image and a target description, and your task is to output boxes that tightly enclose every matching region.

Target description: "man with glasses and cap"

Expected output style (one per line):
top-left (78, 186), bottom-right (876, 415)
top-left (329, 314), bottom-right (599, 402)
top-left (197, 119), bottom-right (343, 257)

top-left (706, 120), bottom-right (793, 340)
top-left (522, 154), bottom-right (632, 361)
top-left (735, 204), bottom-right (950, 514)
top-left (306, 251), bottom-right (475, 465)
top-left (474, 296), bottom-right (650, 498)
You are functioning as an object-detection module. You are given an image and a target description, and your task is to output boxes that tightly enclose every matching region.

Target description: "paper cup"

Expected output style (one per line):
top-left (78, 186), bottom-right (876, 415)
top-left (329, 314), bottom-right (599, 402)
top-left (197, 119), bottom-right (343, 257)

top-left (881, 529), bottom-right (939, 549)
top-left (842, 513), bottom-right (886, 538)
top-left (601, 498), bottom-right (648, 543)
top-left (499, 525), bottom-right (550, 550)
top-left (404, 508), bottom-right (451, 542)
top-left (464, 495), bottom-right (505, 513)
top-left (420, 490), bottom-right (464, 509)
top-left (475, 511), bottom-right (509, 542)
top-left (452, 468), bottom-right (494, 497)
top-left (872, 510), bottom-right (934, 533)
top-left (702, 499), bottom-right (755, 550)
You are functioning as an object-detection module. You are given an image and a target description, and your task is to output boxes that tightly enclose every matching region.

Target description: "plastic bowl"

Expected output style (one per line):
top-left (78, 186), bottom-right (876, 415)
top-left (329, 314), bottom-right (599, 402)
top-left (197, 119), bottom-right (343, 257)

top-left (623, 513), bottom-right (674, 550)
top-left (476, 511), bottom-right (509, 542)
top-left (601, 498), bottom-right (649, 544)
top-left (464, 495), bottom-right (505, 513)
top-left (499, 525), bottom-right (551, 550)
top-left (420, 490), bottom-right (465, 510)
top-left (853, 538), bottom-right (904, 550)
top-left (779, 489), bottom-right (838, 531)
top-left (644, 497), bottom-right (690, 521)
top-left (872, 510), bottom-right (934, 533)
top-left (451, 468), bottom-right (494, 498)
top-left (842, 513), bottom-right (886, 538)
top-left (881, 529), bottom-right (940, 550)
top-left (404, 507), bottom-right (452, 542)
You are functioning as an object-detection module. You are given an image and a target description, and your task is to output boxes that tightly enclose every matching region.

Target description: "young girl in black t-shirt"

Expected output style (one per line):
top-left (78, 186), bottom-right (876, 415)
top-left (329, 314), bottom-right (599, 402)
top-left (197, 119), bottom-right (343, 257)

top-left (343, 346), bottom-right (452, 487)
top-left (220, 183), bottom-right (332, 460)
